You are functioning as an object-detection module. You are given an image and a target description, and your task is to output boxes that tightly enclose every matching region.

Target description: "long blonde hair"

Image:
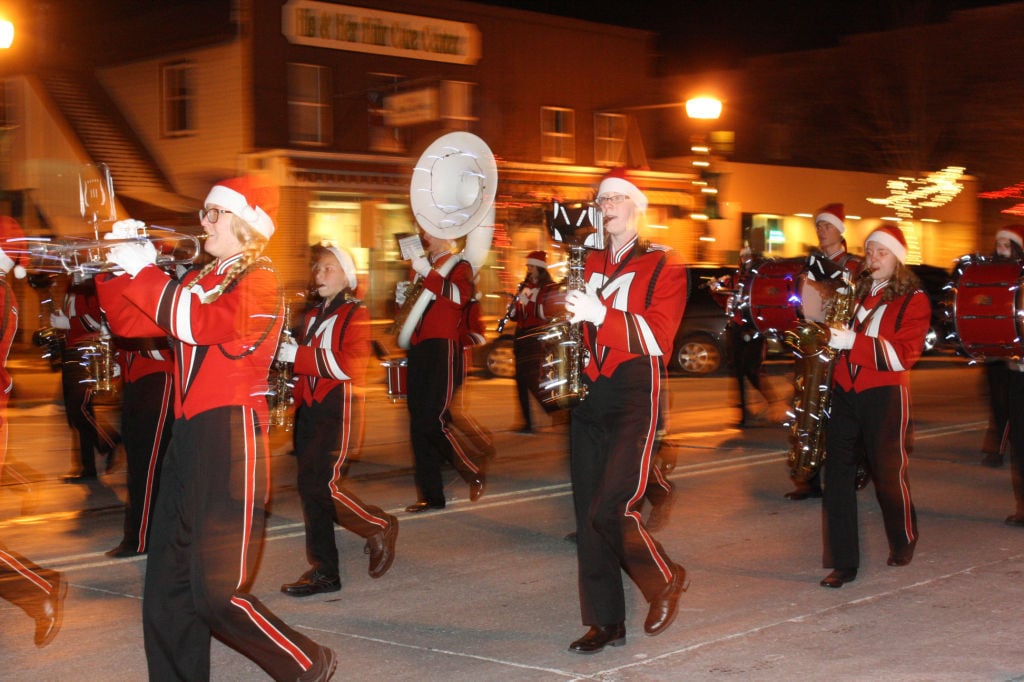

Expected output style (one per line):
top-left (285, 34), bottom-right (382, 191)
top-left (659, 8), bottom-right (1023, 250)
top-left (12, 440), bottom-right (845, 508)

top-left (197, 215), bottom-right (270, 303)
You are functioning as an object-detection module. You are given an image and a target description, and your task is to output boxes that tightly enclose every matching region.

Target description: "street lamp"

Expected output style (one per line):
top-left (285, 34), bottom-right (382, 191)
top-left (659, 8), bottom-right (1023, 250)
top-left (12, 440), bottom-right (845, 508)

top-left (685, 96), bottom-right (722, 121)
top-left (0, 19), bottom-right (13, 49)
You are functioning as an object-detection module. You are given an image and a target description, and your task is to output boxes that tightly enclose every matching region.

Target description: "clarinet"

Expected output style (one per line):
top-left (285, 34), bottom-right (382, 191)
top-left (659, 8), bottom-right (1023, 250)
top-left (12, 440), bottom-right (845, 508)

top-left (496, 281), bottom-right (526, 333)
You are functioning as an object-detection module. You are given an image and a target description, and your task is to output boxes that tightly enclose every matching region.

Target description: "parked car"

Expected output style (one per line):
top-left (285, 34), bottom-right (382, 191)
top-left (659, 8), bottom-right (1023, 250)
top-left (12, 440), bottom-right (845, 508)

top-left (473, 332), bottom-right (516, 378)
top-left (908, 263), bottom-right (954, 354)
top-left (670, 265), bottom-right (735, 376)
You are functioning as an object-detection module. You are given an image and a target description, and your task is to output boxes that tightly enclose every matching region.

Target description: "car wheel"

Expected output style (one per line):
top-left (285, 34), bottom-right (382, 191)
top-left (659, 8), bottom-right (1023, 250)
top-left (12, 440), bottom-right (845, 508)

top-left (675, 336), bottom-right (722, 375)
top-left (485, 342), bottom-right (516, 378)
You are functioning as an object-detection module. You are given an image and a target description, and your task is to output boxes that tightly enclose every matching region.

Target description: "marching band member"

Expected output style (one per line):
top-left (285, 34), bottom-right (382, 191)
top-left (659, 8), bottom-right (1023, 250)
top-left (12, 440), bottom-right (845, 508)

top-left (979, 225), bottom-right (1024, 469)
top-left (0, 229), bottom-right (66, 648)
top-left (510, 251), bottom-right (555, 433)
top-left (278, 243), bottom-right (398, 597)
top-left (53, 275), bottom-right (121, 484)
top-left (96, 178), bottom-right (336, 680)
top-left (819, 225), bottom-right (930, 588)
top-left (986, 225), bottom-right (1024, 526)
top-left (563, 168), bottom-right (688, 653)
top-left (102, 337), bottom-right (174, 558)
top-left (785, 203), bottom-right (864, 500)
top-left (402, 230), bottom-right (486, 513)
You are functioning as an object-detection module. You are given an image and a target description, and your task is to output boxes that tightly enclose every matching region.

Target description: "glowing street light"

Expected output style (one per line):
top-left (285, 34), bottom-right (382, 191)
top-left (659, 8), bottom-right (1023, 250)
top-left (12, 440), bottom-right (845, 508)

top-left (0, 19), bottom-right (13, 49)
top-left (685, 96), bottom-right (722, 121)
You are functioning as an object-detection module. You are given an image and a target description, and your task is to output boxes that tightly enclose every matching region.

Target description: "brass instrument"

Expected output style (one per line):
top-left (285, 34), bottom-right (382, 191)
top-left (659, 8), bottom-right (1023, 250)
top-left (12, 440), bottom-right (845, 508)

top-left (26, 227), bottom-right (202, 277)
top-left (268, 300), bottom-right (298, 431)
top-left (783, 271), bottom-right (864, 481)
top-left (27, 273), bottom-right (66, 371)
top-left (394, 132), bottom-right (498, 350)
top-left (81, 327), bottom-right (120, 403)
top-left (516, 200), bottom-right (603, 411)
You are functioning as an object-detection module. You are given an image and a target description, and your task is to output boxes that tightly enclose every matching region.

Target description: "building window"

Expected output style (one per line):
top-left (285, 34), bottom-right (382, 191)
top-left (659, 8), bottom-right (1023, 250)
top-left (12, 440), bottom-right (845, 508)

top-left (541, 106), bottom-right (575, 163)
top-left (440, 80), bottom-right (476, 130)
top-left (288, 63), bottom-right (333, 146)
top-left (594, 113), bottom-right (627, 166)
top-left (161, 62), bottom-right (195, 136)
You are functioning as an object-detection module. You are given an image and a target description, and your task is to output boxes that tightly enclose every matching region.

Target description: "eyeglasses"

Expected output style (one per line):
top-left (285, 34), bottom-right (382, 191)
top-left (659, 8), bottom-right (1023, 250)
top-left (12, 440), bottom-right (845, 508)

top-left (199, 208), bottom-right (232, 223)
top-left (595, 193), bottom-right (630, 207)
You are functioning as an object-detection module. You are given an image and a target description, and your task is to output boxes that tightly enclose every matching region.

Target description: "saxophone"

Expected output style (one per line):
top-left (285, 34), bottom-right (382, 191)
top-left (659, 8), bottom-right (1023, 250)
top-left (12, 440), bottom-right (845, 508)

top-left (783, 273), bottom-right (861, 481)
top-left (268, 301), bottom-right (297, 432)
top-left (524, 242), bottom-right (588, 410)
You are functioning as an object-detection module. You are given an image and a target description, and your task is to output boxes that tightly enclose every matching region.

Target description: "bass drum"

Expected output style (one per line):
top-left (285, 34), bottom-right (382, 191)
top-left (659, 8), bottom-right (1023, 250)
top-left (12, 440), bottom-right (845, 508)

top-left (951, 257), bottom-right (1024, 359)
top-left (739, 258), bottom-right (809, 335)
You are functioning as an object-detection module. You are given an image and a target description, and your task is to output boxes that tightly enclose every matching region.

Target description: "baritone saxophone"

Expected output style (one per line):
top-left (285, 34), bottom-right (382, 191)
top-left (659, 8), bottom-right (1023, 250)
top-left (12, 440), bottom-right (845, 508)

top-left (783, 272), bottom-right (864, 481)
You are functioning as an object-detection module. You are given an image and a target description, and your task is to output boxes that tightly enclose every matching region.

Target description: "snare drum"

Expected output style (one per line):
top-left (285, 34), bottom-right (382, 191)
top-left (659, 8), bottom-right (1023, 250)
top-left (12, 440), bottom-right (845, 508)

top-left (741, 258), bottom-right (808, 335)
top-left (952, 257), bottom-right (1024, 359)
top-left (382, 358), bottom-right (408, 401)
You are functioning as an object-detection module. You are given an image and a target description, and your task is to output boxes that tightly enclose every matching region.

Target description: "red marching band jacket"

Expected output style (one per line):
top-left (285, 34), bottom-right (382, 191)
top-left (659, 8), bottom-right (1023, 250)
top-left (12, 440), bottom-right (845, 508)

top-left (291, 298), bottom-right (370, 406)
top-left (0, 278), bottom-right (17, 397)
top-left (832, 284), bottom-right (931, 392)
top-left (409, 251), bottom-right (474, 346)
top-left (64, 283), bottom-right (104, 346)
top-left (581, 237), bottom-right (688, 381)
top-left (96, 254), bottom-right (281, 423)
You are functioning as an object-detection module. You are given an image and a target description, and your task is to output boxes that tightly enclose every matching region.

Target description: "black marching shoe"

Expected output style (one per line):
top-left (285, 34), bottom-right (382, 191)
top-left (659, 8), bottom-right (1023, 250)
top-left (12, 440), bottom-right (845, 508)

top-left (784, 486), bottom-right (822, 501)
top-left (469, 474), bottom-right (486, 502)
top-left (33, 571), bottom-right (67, 648)
top-left (568, 623), bottom-right (626, 654)
top-left (1005, 513), bottom-right (1024, 527)
top-left (365, 515), bottom-right (399, 578)
top-left (62, 473), bottom-right (97, 485)
top-left (105, 542), bottom-right (144, 559)
top-left (820, 568), bottom-right (858, 588)
top-left (644, 564), bottom-right (689, 635)
top-left (280, 569), bottom-right (341, 597)
top-left (405, 500), bottom-right (445, 513)
top-left (887, 544), bottom-right (915, 567)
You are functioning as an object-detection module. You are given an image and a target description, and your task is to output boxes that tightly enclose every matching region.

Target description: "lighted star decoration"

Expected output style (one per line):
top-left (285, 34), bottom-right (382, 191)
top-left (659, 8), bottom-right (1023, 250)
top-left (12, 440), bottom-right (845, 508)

top-left (978, 182), bottom-right (1024, 216)
top-left (867, 166), bottom-right (966, 219)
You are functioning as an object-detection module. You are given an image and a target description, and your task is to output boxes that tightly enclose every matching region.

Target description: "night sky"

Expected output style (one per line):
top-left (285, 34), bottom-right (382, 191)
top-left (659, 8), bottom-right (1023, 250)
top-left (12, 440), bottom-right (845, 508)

top-left (465, 0), bottom-right (1016, 71)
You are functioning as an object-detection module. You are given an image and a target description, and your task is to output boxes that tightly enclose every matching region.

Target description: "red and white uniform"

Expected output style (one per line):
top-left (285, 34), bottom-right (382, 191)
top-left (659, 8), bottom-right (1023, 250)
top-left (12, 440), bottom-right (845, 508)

top-left (97, 256), bottom-right (327, 680)
top-left (405, 251), bottom-right (481, 506)
top-left (570, 237), bottom-right (687, 628)
top-left (291, 295), bottom-right (391, 579)
top-left (824, 279), bottom-right (930, 571)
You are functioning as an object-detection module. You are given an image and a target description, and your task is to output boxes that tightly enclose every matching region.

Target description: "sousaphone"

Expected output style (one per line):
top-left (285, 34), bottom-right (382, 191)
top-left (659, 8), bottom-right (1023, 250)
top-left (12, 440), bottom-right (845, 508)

top-left (395, 132), bottom-right (497, 349)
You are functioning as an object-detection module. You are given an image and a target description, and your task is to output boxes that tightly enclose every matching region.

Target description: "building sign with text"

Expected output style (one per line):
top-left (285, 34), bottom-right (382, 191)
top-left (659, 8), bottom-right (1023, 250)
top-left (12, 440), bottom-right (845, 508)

top-left (282, 1), bottom-right (481, 65)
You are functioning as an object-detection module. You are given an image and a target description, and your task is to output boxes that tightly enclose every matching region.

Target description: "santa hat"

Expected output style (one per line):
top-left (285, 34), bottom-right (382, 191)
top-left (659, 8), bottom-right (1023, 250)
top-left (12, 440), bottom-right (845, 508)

top-left (525, 250), bottom-right (547, 269)
top-left (597, 167), bottom-right (648, 212)
top-left (321, 242), bottom-right (358, 290)
top-left (996, 224), bottom-right (1024, 248)
top-left (814, 203), bottom-right (845, 235)
top-left (865, 224), bottom-right (908, 263)
top-left (0, 216), bottom-right (28, 279)
top-left (204, 176), bottom-right (279, 239)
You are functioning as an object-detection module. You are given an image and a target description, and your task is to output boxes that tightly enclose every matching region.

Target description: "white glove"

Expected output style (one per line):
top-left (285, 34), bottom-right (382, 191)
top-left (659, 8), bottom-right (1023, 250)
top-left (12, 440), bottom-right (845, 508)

top-left (50, 311), bottom-right (71, 330)
top-left (276, 337), bottom-right (298, 363)
top-left (411, 255), bottom-right (432, 277)
top-left (565, 286), bottom-right (607, 326)
top-left (105, 219), bottom-right (146, 240)
top-left (827, 327), bottom-right (855, 350)
top-left (108, 241), bottom-right (158, 277)
top-left (517, 287), bottom-right (534, 306)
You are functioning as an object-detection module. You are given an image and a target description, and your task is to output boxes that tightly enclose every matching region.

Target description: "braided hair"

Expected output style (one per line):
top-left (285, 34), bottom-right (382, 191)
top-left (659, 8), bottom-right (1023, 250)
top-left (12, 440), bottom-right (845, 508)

top-left (195, 215), bottom-right (269, 304)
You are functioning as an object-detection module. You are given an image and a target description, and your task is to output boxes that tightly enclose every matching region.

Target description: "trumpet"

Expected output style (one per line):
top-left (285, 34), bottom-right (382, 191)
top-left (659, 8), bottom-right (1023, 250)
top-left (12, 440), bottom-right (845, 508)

top-left (25, 226), bottom-right (203, 276)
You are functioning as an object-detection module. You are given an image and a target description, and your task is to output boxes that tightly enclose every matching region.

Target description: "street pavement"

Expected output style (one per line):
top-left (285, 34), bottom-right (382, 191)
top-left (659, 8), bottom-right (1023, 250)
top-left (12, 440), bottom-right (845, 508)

top-left (1, 346), bottom-right (1023, 680)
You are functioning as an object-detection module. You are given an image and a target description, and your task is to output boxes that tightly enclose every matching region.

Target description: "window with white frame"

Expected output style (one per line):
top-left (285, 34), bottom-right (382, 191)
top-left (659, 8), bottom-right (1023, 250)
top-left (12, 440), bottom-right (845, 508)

top-left (288, 63), bottom-right (333, 146)
top-left (161, 62), bottom-right (195, 136)
top-left (541, 106), bottom-right (575, 163)
top-left (594, 113), bottom-right (627, 166)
